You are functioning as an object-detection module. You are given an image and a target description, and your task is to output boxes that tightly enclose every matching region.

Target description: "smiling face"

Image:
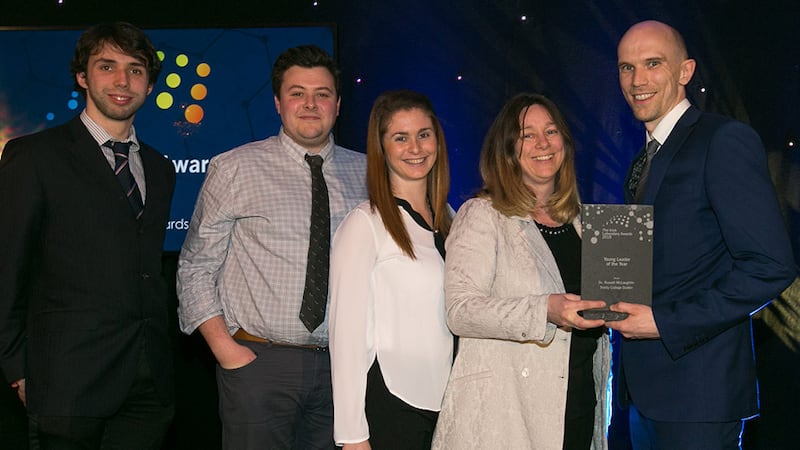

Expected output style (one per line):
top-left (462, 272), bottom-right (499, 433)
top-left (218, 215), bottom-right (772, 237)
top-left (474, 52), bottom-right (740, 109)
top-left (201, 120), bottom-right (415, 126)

top-left (516, 104), bottom-right (565, 196)
top-left (76, 42), bottom-right (153, 138)
top-left (382, 108), bottom-right (438, 190)
top-left (274, 65), bottom-right (340, 153)
top-left (617, 21), bottom-right (696, 133)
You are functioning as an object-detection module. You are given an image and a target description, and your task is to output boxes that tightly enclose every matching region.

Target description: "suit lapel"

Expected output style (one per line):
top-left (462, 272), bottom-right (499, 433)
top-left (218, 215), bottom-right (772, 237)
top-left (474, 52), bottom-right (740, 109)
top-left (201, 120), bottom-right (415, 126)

top-left (138, 143), bottom-right (167, 225)
top-left (64, 116), bottom-right (151, 222)
top-left (64, 117), bottom-right (128, 196)
top-left (640, 107), bottom-right (702, 203)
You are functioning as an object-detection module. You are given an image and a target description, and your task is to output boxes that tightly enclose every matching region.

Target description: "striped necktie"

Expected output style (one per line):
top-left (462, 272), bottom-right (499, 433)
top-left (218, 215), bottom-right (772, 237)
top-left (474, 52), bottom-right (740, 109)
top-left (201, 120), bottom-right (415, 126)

top-left (107, 140), bottom-right (144, 220)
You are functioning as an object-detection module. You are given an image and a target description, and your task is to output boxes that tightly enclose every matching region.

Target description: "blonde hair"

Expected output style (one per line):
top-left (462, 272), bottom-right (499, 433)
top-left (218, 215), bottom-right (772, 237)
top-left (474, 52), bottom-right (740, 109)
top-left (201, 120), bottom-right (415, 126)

top-left (478, 93), bottom-right (580, 224)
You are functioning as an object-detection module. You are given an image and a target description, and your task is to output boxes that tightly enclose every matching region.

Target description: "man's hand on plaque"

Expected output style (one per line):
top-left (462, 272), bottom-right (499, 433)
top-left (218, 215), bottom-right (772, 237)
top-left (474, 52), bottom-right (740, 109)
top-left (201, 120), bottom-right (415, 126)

top-left (606, 302), bottom-right (660, 339)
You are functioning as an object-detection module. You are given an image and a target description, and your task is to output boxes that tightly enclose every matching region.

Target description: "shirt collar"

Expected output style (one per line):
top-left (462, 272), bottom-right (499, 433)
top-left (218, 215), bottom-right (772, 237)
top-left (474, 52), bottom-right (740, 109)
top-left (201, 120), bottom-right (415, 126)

top-left (395, 197), bottom-right (445, 259)
top-left (395, 197), bottom-right (433, 232)
top-left (278, 127), bottom-right (335, 163)
top-left (648, 98), bottom-right (691, 145)
top-left (80, 110), bottom-right (141, 152)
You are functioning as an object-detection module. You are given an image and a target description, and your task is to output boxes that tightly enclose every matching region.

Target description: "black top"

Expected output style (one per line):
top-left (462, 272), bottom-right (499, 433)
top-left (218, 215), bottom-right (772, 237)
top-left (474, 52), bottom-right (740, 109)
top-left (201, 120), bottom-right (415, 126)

top-left (395, 197), bottom-right (445, 259)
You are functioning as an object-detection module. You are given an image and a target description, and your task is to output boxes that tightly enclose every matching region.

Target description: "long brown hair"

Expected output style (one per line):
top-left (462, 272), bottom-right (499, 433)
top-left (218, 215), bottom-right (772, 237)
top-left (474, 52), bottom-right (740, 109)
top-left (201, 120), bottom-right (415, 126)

top-left (366, 90), bottom-right (451, 259)
top-left (478, 93), bottom-right (580, 224)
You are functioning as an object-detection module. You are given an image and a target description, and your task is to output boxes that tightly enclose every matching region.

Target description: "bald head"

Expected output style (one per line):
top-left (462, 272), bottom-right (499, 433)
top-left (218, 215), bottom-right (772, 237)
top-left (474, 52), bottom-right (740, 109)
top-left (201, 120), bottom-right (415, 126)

top-left (616, 20), bottom-right (696, 132)
top-left (619, 20), bottom-right (688, 61)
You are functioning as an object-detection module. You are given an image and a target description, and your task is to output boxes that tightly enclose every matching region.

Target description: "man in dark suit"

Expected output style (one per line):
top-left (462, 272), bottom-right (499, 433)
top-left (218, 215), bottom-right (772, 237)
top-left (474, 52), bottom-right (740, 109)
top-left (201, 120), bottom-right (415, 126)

top-left (607, 20), bottom-right (797, 449)
top-left (0, 22), bottom-right (176, 449)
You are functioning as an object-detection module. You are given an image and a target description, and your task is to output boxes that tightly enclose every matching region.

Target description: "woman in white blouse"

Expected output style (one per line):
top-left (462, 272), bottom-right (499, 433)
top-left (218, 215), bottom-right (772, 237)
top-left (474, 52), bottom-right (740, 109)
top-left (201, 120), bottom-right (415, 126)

top-left (329, 90), bottom-right (453, 449)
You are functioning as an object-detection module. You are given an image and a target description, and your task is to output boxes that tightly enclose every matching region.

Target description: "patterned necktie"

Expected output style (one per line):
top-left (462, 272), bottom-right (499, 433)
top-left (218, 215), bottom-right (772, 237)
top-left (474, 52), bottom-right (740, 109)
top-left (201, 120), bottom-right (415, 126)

top-left (633, 139), bottom-right (660, 202)
top-left (107, 140), bottom-right (144, 220)
top-left (299, 154), bottom-right (330, 332)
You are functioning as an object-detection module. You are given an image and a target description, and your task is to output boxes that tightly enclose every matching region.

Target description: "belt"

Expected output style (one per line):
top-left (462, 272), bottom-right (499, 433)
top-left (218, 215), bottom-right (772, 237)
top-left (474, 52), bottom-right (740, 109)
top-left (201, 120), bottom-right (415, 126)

top-left (233, 329), bottom-right (328, 352)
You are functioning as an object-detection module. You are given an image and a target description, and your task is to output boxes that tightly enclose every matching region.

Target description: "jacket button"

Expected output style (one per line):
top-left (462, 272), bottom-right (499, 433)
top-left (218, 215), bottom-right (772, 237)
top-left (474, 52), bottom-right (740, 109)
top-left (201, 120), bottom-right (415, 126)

top-left (141, 273), bottom-right (151, 279)
top-left (521, 332), bottom-right (527, 338)
top-left (521, 368), bottom-right (530, 377)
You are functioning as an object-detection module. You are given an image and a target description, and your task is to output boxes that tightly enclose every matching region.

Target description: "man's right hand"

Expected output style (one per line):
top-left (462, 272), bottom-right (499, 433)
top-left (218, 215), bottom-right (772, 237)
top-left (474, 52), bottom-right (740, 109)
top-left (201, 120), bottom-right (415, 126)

top-left (11, 378), bottom-right (26, 406)
top-left (606, 302), bottom-right (660, 339)
top-left (217, 343), bottom-right (257, 370)
top-left (198, 316), bottom-right (257, 369)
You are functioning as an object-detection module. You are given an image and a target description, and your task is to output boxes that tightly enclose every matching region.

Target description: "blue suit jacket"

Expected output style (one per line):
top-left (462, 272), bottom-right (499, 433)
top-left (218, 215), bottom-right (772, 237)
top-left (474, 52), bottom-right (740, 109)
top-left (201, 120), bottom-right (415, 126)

top-left (620, 106), bottom-right (796, 421)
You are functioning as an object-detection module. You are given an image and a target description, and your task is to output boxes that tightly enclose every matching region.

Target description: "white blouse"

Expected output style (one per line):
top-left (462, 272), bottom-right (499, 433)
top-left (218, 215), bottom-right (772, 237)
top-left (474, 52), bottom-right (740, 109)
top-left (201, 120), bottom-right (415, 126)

top-left (329, 200), bottom-right (453, 445)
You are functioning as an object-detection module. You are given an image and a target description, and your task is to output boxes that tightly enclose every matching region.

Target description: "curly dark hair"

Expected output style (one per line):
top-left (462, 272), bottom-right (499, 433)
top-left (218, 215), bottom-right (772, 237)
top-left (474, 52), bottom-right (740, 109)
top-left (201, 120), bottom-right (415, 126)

top-left (70, 22), bottom-right (161, 96)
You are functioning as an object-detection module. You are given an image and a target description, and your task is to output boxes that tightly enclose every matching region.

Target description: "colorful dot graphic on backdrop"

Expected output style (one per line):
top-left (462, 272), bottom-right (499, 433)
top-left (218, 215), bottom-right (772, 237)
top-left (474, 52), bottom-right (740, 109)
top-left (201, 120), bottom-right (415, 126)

top-left (155, 51), bottom-right (211, 124)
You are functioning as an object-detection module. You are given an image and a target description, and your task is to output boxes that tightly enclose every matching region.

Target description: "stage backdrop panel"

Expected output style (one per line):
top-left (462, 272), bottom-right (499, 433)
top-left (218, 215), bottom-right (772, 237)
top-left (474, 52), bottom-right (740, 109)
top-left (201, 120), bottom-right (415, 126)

top-left (0, 25), bottom-right (335, 251)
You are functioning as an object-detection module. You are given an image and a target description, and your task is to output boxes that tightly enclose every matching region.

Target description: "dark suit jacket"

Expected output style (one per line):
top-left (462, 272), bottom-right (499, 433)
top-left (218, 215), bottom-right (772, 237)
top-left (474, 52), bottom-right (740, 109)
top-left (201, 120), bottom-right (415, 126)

top-left (620, 106), bottom-right (796, 422)
top-left (0, 116), bottom-right (176, 417)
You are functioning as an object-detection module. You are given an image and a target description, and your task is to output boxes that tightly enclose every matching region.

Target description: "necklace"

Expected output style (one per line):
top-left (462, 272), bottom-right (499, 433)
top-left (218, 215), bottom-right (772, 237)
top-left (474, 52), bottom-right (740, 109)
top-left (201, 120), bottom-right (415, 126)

top-left (535, 220), bottom-right (570, 236)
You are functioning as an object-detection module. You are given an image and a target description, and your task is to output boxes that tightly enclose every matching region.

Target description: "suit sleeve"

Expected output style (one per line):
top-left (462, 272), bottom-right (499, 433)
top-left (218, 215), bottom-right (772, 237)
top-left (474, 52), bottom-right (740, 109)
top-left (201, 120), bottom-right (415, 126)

top-left (657, 121), bottom-right (797, 358)
top-left (0, 139), bottom-right (44, 383)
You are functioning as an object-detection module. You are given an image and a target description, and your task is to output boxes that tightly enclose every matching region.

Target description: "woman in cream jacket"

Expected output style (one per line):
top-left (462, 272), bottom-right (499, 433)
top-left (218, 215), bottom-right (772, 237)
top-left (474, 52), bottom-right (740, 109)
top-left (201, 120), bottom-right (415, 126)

top-left (432, 94), bottom-right (610, 450)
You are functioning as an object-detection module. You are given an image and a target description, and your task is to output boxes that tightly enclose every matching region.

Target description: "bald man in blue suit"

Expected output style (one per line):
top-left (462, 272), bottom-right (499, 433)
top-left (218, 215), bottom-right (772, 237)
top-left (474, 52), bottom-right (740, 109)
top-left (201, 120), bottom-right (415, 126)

top-left (608, 20), bottom-right (797, 450)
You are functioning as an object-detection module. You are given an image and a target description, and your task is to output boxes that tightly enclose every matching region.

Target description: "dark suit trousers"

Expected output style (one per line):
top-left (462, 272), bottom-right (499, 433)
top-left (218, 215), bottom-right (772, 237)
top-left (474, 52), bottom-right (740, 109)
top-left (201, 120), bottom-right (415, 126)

top-left (216, 339), bottom-right (334, 450)
top-left (28, 348), bottom-right (174, 450)
top-left (629, 404), bottom-right (743, 450)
